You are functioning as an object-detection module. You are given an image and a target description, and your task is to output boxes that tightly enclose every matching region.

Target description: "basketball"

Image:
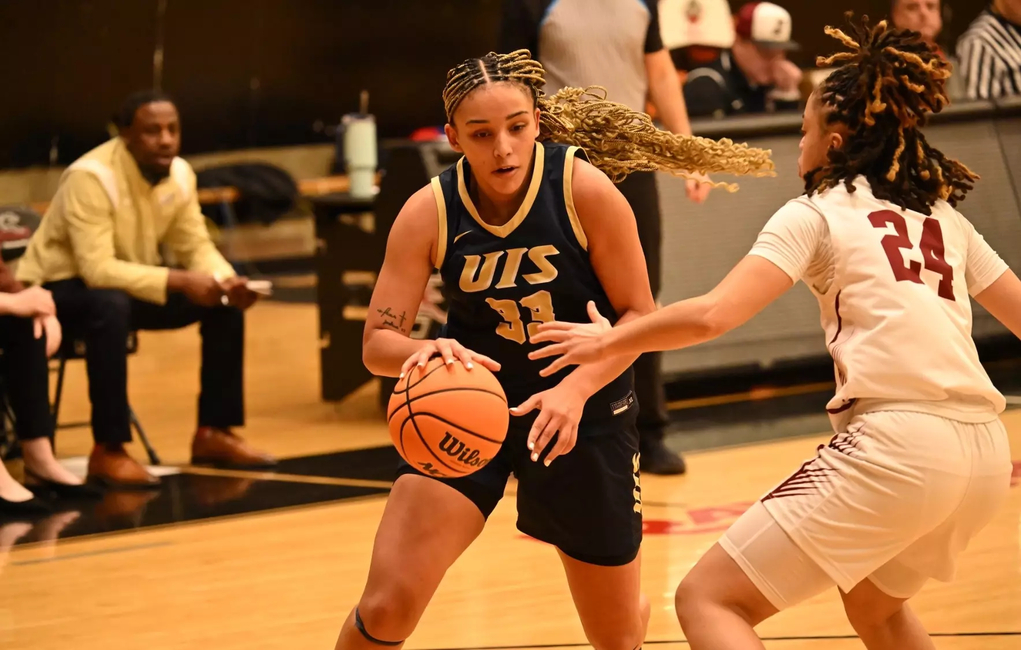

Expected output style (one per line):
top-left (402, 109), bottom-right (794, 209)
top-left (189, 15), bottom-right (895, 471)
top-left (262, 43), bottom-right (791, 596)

top-left (387, 357), bottom-right (509, 478)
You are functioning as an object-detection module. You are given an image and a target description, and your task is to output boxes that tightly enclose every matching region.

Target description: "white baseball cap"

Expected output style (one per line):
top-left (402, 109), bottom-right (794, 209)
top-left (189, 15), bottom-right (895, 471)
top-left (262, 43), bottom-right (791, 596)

top-left (659, 0), bottom-right (737, 50)
top-left (734, 2), bottom-right (800, 51)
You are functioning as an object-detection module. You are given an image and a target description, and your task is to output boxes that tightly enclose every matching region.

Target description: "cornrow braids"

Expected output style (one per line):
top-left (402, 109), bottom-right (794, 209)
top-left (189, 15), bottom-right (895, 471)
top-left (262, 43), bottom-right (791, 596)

top-left (807, 14), bottom-right (979, 214)
top-left (442, 50), bottom-right (775, 188)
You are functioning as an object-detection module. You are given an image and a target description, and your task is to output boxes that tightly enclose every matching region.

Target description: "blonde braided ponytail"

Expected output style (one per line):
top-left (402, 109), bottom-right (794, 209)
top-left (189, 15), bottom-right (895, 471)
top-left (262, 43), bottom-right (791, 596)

top-left (443, 50), bottom-right (775, 189)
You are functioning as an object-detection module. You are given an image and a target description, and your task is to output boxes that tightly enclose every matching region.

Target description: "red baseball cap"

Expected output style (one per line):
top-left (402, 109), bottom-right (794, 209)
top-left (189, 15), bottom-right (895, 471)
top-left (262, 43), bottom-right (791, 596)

top-left (735, 2), bottom-right (800, 51)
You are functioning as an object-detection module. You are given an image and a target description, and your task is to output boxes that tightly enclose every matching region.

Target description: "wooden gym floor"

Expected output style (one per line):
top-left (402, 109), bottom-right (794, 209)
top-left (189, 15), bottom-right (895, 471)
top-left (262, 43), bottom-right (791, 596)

top-left (1, 300), bottom-right (1019, 649)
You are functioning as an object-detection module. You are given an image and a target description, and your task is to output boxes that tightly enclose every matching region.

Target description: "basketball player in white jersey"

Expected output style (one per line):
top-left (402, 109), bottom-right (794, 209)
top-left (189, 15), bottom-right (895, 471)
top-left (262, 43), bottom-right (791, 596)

top-left (528, 16), bottom-right (1017, 650)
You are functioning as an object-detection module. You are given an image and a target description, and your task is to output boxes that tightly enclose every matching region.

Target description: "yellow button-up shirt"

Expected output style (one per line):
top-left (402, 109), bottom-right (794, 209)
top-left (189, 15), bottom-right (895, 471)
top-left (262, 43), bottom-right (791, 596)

top-left (16, 137), bottom-right (235, 304)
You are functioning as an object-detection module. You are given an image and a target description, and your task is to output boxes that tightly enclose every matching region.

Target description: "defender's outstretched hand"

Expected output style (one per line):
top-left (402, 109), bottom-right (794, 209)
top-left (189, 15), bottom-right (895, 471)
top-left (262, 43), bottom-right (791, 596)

top-left (529, 301), bottom-right (613, 377)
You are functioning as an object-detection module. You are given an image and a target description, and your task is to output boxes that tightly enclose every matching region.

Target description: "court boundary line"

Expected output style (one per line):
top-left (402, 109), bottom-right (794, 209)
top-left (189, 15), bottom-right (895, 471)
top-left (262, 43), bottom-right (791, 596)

top-left (180, 466), bottom-right (394, 488)
top-left (665, 381), bottom-right (834, 411)
top-left (10, 541), bottom-right (172, 566)
top-left (9, 492), bottom-right (389, 552)
top-left (416, 630), bottom-right (1021, 650)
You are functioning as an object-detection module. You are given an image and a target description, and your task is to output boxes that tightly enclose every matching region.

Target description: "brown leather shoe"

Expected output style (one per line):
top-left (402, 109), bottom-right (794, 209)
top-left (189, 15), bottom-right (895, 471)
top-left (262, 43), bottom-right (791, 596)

top-left (87, 445), bottom-right (161, 490)
top-left (190, 427), bottom-right (277, 469)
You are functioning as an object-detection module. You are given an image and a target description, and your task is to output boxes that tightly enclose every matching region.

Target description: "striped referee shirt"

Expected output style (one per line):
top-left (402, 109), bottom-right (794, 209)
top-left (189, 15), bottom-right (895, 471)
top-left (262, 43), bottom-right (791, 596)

top-left (956, 8), bottom-right (1021, 100)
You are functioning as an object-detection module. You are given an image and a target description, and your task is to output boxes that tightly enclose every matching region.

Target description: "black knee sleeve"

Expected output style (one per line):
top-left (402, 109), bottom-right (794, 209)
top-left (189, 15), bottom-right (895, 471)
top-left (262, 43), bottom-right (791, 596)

top-left (354, 608), bottom-right (404, 646)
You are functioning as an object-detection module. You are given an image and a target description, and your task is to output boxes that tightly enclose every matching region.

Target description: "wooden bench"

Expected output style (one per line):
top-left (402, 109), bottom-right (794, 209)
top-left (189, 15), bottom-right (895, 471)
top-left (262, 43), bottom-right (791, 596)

top-left (27, 172), bottom-right (381, 216)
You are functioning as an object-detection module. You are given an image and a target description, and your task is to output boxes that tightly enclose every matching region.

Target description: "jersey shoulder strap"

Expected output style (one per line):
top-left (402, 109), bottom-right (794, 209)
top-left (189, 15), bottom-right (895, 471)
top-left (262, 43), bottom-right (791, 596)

top-left (555, 143), bottom-right (591, 251)
top-left (430, 141), bottom-right (593, 266)
top-left (431, 160), bottom-right (465, 270)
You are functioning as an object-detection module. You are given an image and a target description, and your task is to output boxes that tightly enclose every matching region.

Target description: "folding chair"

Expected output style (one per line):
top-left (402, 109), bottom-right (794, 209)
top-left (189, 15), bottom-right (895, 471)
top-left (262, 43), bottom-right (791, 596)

top-left (51, 331), bottom-right (161, 465)
top-left (0, 356), bottom-right (18, 462)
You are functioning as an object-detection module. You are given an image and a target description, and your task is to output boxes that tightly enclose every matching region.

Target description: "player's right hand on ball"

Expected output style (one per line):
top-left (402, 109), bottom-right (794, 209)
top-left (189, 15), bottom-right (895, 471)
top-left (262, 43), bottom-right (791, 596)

top-left (399, 338), bottom-right (501, 378)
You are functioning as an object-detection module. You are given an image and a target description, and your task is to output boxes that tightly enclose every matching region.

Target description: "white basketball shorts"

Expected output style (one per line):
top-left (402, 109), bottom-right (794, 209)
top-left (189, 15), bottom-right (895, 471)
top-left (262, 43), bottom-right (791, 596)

top-left (720, 409), bottom-right (1012, 610)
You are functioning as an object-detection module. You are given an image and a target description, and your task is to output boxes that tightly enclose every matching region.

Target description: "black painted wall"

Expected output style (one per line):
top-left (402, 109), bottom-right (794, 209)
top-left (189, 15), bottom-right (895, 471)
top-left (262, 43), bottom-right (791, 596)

top-left (0, 0), bottom-right (986, 170)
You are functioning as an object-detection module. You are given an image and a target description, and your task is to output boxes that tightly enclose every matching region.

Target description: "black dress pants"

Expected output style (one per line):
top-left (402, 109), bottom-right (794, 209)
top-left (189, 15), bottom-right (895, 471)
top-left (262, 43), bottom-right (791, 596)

top-left (615, 172), bottom-right (669, 447)
top-left (46, 278), bottom-right (244, 445)
top-left (0, 314), bottom-right (54, 441)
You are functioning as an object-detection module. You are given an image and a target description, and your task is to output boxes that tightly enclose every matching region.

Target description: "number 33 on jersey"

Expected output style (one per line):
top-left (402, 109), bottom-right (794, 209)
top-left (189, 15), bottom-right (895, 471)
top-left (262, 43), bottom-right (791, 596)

top-left (430, 142), bottom-right (624, 392)
top-left (461, 245), bottom-right (558, 344)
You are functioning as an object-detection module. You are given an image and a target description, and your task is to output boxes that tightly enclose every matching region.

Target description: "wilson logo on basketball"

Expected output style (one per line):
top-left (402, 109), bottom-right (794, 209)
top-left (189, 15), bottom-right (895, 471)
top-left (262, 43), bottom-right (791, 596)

top-left (439, 432), bottom-right (491, 468)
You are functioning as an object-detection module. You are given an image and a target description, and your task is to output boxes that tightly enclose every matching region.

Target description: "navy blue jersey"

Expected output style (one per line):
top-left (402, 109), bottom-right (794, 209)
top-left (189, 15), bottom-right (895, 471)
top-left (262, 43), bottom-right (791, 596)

top-left (432, 141), bottom-right (636, 431)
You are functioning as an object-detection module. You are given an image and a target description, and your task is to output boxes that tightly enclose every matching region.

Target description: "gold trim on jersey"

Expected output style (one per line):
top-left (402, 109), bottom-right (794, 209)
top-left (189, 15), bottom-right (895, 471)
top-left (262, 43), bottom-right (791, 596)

top-left (430, 176), bottom-right (447, 269)
top-left (563, 146), bottom-right (588, 251)
top-left (456, 141), bottom-right (545, 239)
top-left (632, 452), bottom-right (642, 514)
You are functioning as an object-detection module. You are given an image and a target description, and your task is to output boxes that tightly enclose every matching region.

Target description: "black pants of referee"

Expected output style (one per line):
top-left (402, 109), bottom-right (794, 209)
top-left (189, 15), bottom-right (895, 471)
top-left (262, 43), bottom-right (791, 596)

top-left (615, 172), bottom-right (670, 450)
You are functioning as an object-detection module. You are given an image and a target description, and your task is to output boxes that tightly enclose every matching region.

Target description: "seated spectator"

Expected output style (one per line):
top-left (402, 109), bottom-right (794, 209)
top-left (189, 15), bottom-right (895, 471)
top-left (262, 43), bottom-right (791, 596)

top-left (659, 0), bottom-right (736, 71)
top-left (682, 1), bottom-right (803, 118)
top-left (0, 276), bottom-right (100, 515)
top-left (891, 0), bottom-right (942, 47)
top-left (957, 0), bottom-right (1021, 99)
top-left (16, 91), bottom-right (276, 490)
top-left (889, 0), bottom-right (965, 99)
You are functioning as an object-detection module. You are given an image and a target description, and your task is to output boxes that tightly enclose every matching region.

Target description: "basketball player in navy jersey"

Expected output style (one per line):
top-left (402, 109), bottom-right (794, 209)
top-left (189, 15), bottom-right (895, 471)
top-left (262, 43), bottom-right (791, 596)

top-left (332, 50), bottom-right (773, 650)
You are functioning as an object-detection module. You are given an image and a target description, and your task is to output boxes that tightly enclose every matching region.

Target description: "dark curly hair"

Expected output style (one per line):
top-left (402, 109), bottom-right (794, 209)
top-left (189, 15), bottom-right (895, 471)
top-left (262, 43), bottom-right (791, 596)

top-left (805, 14), bottom-right (979, 214)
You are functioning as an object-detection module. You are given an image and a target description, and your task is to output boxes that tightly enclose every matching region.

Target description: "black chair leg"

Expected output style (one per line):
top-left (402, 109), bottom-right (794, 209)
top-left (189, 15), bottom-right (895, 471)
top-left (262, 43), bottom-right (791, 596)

top-left (1, 400), bottom-right (18, 461)
top-left (52, 356), bottom-right (66, 429)
top-left (129, 407), bottom-right (160, 466)
top-left (49, 356), bottom-right (68, 451)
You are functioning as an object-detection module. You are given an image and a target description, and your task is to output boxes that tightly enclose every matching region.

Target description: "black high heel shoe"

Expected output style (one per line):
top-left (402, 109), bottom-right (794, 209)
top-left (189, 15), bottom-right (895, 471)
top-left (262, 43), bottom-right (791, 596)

top-left (0, 493), bottom-right (52, 516)
top-left (24, 469), bottom-right (105, 500)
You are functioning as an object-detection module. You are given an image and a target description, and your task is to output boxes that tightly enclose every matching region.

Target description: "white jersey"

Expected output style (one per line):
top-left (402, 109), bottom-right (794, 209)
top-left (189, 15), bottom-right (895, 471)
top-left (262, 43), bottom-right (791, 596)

top-left (749, 177), bottom-right (1008, 427)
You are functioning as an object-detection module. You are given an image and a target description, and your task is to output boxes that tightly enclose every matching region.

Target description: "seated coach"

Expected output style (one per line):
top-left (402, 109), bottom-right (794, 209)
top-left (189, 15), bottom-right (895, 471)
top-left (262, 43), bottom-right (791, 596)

top-left (16, 91), bottom-right (276, 489)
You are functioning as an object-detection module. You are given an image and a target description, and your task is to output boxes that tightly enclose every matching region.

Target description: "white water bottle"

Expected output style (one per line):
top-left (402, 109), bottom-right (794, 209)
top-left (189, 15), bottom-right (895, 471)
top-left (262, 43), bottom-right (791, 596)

top-left (343, 91), bottom-right (377, 199)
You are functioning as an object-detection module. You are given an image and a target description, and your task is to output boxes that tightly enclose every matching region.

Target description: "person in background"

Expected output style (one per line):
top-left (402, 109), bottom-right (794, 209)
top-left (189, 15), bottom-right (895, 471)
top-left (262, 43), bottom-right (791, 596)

top-left (660, 0), bottom-right (738, 73)
top-left (891, 0), bottom-right (942, 46)
top-left (957, 0), bottom-right (1021, 100)
top-left (683, 2), bottom-right (803, 118)
top-left (0, 274), bottom-right (101, 515)
top-left (889, 0), bottom-right (964, 99)
top-left (500, 0), bottom-right (712, 475)
top-left (16, 91), bottom-right (275, 490)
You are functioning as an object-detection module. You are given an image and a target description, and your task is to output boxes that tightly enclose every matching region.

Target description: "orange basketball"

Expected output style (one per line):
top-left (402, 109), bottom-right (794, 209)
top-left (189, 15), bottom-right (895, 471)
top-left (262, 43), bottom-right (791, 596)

top-left (387, 357), bottom-right (509, 478)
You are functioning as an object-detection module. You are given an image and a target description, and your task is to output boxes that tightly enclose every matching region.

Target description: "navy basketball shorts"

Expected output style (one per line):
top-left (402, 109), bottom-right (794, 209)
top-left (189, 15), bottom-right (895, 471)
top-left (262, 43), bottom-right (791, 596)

top-left (396, 423), bottom-right (644, 567)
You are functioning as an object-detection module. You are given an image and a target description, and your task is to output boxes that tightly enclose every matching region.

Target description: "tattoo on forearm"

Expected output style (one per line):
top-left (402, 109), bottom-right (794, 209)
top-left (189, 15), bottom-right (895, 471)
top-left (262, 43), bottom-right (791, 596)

top-left (377, 306), bottom-right (409, 333)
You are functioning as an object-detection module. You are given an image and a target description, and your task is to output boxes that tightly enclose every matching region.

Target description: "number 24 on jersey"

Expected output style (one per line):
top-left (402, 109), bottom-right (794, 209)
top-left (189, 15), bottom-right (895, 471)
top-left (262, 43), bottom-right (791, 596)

top-left (870, 210), bottom-right (955, 301)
